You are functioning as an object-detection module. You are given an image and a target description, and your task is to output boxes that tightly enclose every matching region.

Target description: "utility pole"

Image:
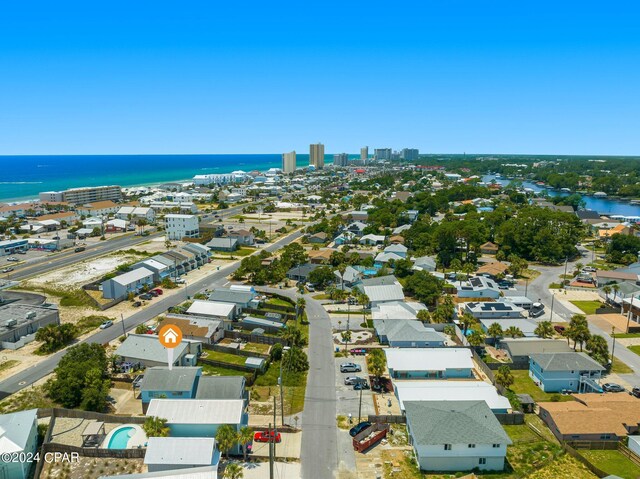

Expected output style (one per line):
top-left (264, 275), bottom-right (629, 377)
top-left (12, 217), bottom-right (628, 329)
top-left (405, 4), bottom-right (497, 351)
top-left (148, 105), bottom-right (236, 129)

top-left (358, 384), bottom-right (363, 423)
top-left (273, 396), bottom-right (277, 460)
top-left (563, 256), bottom-right (569, 288)
top-left (268, 422), bottom-right (274, 479)
top-left (525, 277), bottom-right (529, 297)
top-left (549, 294), bottom-right (555, 322)
top-left (121, 313), bottom-right (126, 337)
top-left (279, 346), bottom-right (290, 427)
top-left (611, 326), bottom-right (617, 369)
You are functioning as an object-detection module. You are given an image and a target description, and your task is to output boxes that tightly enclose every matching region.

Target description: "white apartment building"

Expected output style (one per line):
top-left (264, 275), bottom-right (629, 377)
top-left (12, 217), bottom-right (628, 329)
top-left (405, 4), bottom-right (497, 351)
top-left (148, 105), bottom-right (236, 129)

top-left (165, 214), bottom-right (199, 240)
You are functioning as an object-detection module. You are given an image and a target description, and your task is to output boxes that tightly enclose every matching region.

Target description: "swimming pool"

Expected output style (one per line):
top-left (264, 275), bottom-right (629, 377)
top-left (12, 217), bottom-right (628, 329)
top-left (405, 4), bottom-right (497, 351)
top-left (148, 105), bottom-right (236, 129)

top-left (107, 426), bottom-right (135, 449)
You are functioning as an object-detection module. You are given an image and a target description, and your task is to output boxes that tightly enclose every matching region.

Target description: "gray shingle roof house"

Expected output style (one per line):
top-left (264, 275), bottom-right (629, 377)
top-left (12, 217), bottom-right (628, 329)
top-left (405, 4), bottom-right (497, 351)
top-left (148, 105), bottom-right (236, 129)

top-left (530, 352), bottom-right (606, 372)
top-left (374, 319), bottom-right (446, 347)
top-left (115, 334), bottom-right (202, 368)
top-left (195, 376), bottom-right (247, 400)
top-left (499, 339), bottom-right (572, 362)
top-left (206, 237), bottom-right (238, 252)
top-left (529, 352), bottom-right (606, 393)
top-left (207, 288), bottom-right (256, 311)
top-left (404, 400), bottom-right (512, 472)
top-left (286, 263), bottom-right (320, 282)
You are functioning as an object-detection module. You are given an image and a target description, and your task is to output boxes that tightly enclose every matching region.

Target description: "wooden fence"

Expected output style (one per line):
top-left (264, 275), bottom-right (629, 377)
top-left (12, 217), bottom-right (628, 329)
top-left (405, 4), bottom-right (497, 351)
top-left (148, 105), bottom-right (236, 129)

top-left (224, 329), bottom-right (288, 346)
top-left (619, 442), bottom-right (640, 468)
top-left (367, 414), bottom-right (406, 424)
top-left (485, 359), bottom-right (530, 371)
top-left (562, 442), bottom-right (609, 478)
top-left (198, 357), bottom-right (258, 373)
top-left (494, 412), bottom-right (525, 425)
top-left (37, 408), bottom-right (146, 423)
top-left (42, 441), bottom-right (147, 458)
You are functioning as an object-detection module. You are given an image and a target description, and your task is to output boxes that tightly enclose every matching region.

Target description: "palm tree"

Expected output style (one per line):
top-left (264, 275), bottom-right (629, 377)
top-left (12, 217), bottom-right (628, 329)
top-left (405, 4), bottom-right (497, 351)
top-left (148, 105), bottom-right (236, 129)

top-left (142, 417), bottom-right (170, 437)
top-left (504, 326), bottom-right (524, 339)
top-left (296, 297), bottom-right (306, 320)
top-left (612, 283), bottom-right (620, 301)
top-left (487, 323), bottom-right (504, 342)
top-left (567, 314), bottom-right (591, 351)
top-left (462, 262), bottom-right (475, 279)
top-left (278, 324), bottom-right (305, 347)
top-left (358, 294), bottom-right (370, 324)
top-left (237, 427), bottom-right (253, 462)
top-left (495, 365), bottom-right (514, 389)
top-left (459, 312), bottom-right (476, 336)
top-left (224, 463), bottom-right (244, 479)
top-left (602, 285), bottom-right (612, 302)
top-left (468, 330), bottom-right (486, 347)
top-left (341, 330), bottom-right (352, 352)
top-left (534, 321), bottom-right (554, 339)
top-left (216, 424), bottom-right (238, 459)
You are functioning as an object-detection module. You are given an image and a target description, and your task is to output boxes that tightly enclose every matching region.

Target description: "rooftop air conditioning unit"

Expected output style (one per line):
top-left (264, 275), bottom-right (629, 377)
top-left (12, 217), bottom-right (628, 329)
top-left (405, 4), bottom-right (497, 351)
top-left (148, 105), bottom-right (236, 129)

top-left (25, 311), bottom-right (37, 320)
top-left (5, 319), bottom-right (18, 328)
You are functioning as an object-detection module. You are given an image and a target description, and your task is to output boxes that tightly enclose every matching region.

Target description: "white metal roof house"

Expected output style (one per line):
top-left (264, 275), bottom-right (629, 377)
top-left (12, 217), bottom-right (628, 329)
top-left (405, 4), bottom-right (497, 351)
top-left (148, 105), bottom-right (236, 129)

top-left (115, 334), bottom-right (201, 368)
top-left (144, 437), bottom-right (220, 473)
top-left (362, 283), bottom-right (405, 307)
top-left (457, 276), bottom-right (501, 299)
top-left (186, 300), bottom-right (236, 320)
top-left (404, 400), bottom-right (512, 472)
top-left (0, 409), bottom-right (38, 479)
top-left (371, 300), bottom-right (427, 321)
top-left (384, 348), bottom-right (474, 379)
top-left (478, 318), bottom-right (539, 337)
top-left (393, 380), bottom-right (511, 413)
top-left (99, 466), bottom-right (219, 479)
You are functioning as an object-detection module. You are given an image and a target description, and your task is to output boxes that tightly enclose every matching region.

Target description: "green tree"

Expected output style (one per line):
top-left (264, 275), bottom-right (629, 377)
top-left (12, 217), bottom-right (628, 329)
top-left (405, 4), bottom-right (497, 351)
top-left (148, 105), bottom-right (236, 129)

top-left (404, 271), bottom-right (444, 306)
top-left (487, 322), bottom-right (504, 341)
top-left (216, 424), bottom-right (238, 459)
top-left (459, 312), bottom-right (476, 336)
top-left (416, 309), bottom-right (432, 323)
top-left (450, 258), bottom-right (462, 277)
top-left (224, 463), bottom-right (244, 479)
top-left (468, 330), bottom-right (486, 347)
top-left (295, 297), bottom-right (306, 319)
top-left (270, 343), bottom-right (283, 361)
top-left (602, 285), bottom-right (611, 302)
top-left (586, 334), bottom-right (610, 366)
top-left (143, 416), bottom-right (170, 438)
top-left (567, 314), bottom-right (591, 351)
top-left (282, 347), bottom-right (309, 373)
top-left (534, 321), bottom-right (554, 339)
top-left (35, 323), bottom-right (77, 354)
top-left (504, 326), bottom-right (524, 339)
top-left (495, 365), bottom-right (514, 389)
top-left (462, 262), bottom-right (475, 278)
top-left (507, 255), bottom-right (529, 278)
top-left (237, 426), bottom-right (254, 462)
top-left (45, 343), bottom-right (109, 410)
top-left (278, 324), bottom-right (306, 348)
top-left (368, 349), bottom-right (386, 380)
top-left (341, 330), bottom-right (352, 352)
top-left (308, 266), bottom-right (335, 289)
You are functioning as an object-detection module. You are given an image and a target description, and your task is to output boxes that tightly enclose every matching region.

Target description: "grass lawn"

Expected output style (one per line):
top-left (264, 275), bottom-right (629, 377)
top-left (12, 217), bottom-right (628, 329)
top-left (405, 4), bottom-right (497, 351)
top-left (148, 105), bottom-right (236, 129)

top-left (17, 285), bottom-right (97, 309)
top-left (202, 350), bottom-right (249, 366)
top-left (253, 360), bottom-right (308, 415)
top-left (0, 360), bottom-right (19, 374)
top-left (521, 268), bottom-right (541, 281)
top-left (76, 315), bottom-right (112, 335)
top-left (215, 247), bottom-right (256, 257)
top-left (312, 293), bottom-right (330, 300)
top-left (613, 332), bottom-right (640, 339)
top-left (0, 386), bottom-right (57, 414)
top-left (200, 363), bottom-right (253, 379)
top-left (628, 345), bottom-right (640, 357)
top-left (265, 297), bottom-right (294, 308)
top-left (611, 358), bottom-right (634, 374)
top-left (580, 450), bottom-right (640, 479)
top-left (509, 370), bottom-right (574, 403)
top-left (570, 300), bottom-right (604, 315)
top-left (243, 342), bottom-right (271, 355)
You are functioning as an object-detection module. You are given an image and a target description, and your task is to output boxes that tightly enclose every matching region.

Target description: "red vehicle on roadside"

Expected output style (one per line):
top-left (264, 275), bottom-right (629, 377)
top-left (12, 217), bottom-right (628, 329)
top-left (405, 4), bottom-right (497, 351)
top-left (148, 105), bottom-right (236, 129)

top-left (554, 325), bottom-right (566, 335)
top-left (151, 288), bottom-right (163, 295)
top-left (254, 431), bottom-right (281, 443)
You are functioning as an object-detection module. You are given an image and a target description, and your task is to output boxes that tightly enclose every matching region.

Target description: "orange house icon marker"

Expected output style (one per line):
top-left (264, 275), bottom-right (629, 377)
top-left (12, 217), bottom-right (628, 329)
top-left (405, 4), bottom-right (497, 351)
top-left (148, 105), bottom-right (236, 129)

top-left (159, 324), bottom-right (182, 348)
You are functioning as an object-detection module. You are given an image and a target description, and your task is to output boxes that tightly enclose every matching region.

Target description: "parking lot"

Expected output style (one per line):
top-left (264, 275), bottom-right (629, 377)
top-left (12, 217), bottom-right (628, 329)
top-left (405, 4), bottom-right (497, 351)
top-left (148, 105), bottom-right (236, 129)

top-left (334, 355), bottom-right (376, 421)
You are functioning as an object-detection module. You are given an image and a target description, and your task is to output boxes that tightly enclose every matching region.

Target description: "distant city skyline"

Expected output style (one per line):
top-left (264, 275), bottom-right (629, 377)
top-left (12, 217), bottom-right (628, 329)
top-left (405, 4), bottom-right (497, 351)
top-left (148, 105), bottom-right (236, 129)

top-left (0, 2), bottom-right (639, 156)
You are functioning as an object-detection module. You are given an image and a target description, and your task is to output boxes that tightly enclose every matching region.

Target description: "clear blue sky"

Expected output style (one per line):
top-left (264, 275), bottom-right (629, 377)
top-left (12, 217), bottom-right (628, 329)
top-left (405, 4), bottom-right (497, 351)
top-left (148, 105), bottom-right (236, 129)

top-left (0, 1), bottom-right (638, 156)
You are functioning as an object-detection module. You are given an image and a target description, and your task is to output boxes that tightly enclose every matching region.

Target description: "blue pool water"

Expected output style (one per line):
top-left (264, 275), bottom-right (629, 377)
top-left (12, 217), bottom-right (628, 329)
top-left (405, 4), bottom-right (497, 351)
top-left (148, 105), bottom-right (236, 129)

top-left (107, 426), bottom-right (134, 449)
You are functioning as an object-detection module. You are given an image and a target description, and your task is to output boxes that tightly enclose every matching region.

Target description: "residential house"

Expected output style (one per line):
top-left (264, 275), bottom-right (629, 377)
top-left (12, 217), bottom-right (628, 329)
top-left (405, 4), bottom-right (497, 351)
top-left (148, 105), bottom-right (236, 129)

top-left (404, 400), bottom-right (511, 472)
top-left (0, 409), bottom-right (38, 479)
top-left (195, 376), bottom-right (247, 401)
top-left (333, 265), bottom-right (363, 288)
top-left (227, 229), bottom-right (255, 246)
top-left (476, 262), bottom-right (510, 278)
top-left (186, 300), bottom-right (236, 321)
top-left (158, 315), bottom-right (226, 344)
top-left (286, 263), bottom-right (320, 283)
top-left (144, 437), bottom-right (220, 473)
top-left (464, 301), bottom-right (525, 320)
top-left (394, 381), bottom-right (510, 414)
top-left (349, 210), bottom-right (369, 221)
top-left (499, 339), bottom-right (572, 363)
top-left (371, 300), bottom-right (427, 320)
top-left (308, 249), bottom-right (334, 264)
top-left (361, 277), bottom-right (405, 307)
top-left (115, 334), bottom-right (202, 368)
top-left (457, 277), bottom-right (501, 299)
top-left (359, 234), bottom-right (386, 246)
top-left (529, 352), bottom-right (605, 393)
top-left (346, 221), bottom-right (367, 236)
top-left (392, 224), bottom-right (412, 235)
top-left (165, 214), bottom-right (199, 240)
top-left (389, 235), bottom-right (405, 244)
top-left (412, 256), bottom-right (436, 272)
top-left (539, 394), bottom-right (640, 442)
top-left (207, 287), bottom-right (258, 313)
top-left (406, 209), bottom-right (419, 222)
top-left (116, 206), bottom-right (156, 223)
top-left (206, 237), bottom-right (238, 252)
top-left (0, 303), bottom-right (60, 350)
top-left (105, 218), bottom-right (128, 232)
top-left (500, 296), bottom-right (534, 310)
top-left (383, 244), bottom-right (408, 258)
top-left (374, 319), bottom-right (446, 347)
top-left (480, 242), bottom-right (499, 255)
top-left (76, 200), bottom-right (120, 217)
top-left (478, 318), bottom-right (538, 337)
top-left (384, 348), bottom-right (474, 379)
top-left (146, 399), bottom-right (248, 454)
top-left (374, 251), bottom-right (404, 266)
top-left (334, 231), bottom-right (356, 246)
top-left (308, 232), bottom-right (328, 244)
top-left (101, 267), bottom-right (155, 300)
top-left (140, 367), bottom-right (202, 411)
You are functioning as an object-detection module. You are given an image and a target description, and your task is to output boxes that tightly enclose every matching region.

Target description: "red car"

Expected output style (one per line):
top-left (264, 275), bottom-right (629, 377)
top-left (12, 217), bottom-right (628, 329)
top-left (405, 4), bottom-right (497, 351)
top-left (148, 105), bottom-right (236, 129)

top-left (151, 288), bottom-right (163, 295)
top-left (554, 325), bottom-right (566, 335)
top-left (253, 431), bottom-right (281, 443)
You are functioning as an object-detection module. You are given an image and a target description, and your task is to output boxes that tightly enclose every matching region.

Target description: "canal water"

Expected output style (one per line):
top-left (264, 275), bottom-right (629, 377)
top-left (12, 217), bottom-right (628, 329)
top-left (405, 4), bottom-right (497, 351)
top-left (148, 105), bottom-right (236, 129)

top-left (482, 175), bottom-right (640, 217)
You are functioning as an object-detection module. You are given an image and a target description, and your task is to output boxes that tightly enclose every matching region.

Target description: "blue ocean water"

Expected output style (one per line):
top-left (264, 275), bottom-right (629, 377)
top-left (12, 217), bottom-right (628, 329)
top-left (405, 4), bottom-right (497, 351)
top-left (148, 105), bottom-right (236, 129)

top-left (0, 154), bottom-right (329, 202)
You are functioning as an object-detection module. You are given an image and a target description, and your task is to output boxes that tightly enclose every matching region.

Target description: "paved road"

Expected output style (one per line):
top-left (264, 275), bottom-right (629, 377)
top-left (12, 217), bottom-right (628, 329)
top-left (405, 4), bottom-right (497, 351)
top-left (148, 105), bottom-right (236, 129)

top-left (0, 229), bottom-right (303, 400)
top-left (256, 286), bottom-right (338, 479)
top-left (2, 203), bottom-right (251, 283)
top-left (524, 255), bottom-right (640, 379)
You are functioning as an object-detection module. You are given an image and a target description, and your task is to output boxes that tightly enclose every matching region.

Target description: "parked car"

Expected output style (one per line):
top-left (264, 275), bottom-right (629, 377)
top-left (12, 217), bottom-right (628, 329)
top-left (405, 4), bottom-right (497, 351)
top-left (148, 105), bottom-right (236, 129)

top-left (354, 381), bottom-right (370, 390)
top-left (151, 288), bottom-right (163, 295)
top-left (340, 362), bottom-right (362, 373)
top-left (602, 383), bottom-right (625, 393)
top-left (630, 387), bottom-right (640, 398)
top-left (498, 281), bottom-right (511, 290)
top-left (529, 303), bottom-right (545, 318)
top-left (253, 431), bottom-right (281, 443)
top-left (344, 376), bottom-right (363, 386)
top-left (349, 421), bottom-right (371, 438)
top-left (305, 283), bottom-right (315, 292)
top-left (1, 267), bottom-right (14, 273)
top-left (100, 320), bottom-right (114, 329)
top-left (139, 293), bottom-right (153, 300)
top-left (554, 325), bottom-right (566, 335)
top-left (175, 278), bottom-right (186, 284)
top-left (582, 266), bottom-right (597, 272)
top-left (148, 290), bottom-right (159, 297)
top-left (74, 246), bottom-right (86, 252)
top-left (132, 301), bottom-right (142, 307)
top-left (350, 348), bottom-right (366, 356)
top-left (6, 257), bottom-right (18, 262)
top-left (16, 250), bottom-right (26, 254)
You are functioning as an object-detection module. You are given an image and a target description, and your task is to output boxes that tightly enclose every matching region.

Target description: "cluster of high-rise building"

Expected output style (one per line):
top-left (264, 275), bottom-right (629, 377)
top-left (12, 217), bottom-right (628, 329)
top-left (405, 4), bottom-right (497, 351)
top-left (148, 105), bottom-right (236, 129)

top-left (281, 143), bottom-right (419, 172)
